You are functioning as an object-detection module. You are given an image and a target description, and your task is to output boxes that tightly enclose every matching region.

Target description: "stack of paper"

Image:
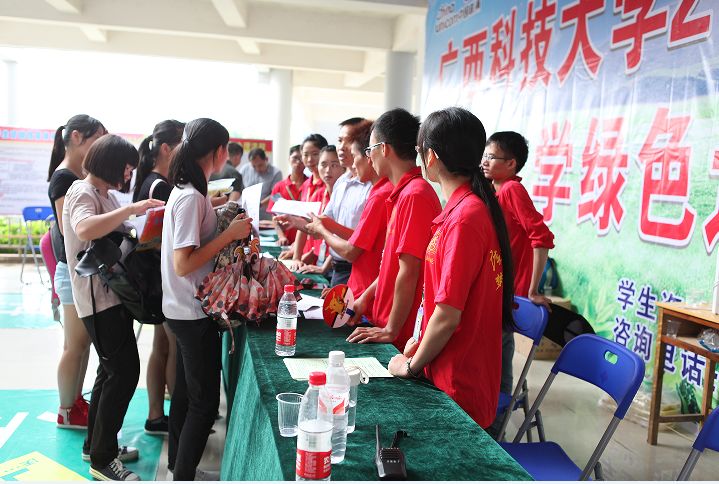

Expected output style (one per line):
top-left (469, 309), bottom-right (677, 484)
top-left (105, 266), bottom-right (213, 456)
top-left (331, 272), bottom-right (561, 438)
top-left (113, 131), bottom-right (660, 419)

top-left (297, 294), bottom-right (324, 320)
top-left (283, 357), bottom-right (392, 380)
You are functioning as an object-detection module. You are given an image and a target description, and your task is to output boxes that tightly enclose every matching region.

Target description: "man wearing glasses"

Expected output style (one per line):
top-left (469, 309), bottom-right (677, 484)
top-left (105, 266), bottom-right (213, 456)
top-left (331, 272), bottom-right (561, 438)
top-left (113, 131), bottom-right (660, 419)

top-left (482, 130), bottom-right (555, 436)
top-left (346, 108), bottom-right (441, 351)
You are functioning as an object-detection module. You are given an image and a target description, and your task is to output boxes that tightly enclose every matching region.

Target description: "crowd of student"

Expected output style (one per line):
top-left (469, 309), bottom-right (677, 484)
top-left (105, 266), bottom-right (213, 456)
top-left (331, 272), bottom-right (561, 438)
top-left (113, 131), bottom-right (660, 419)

top-left (45, 107), bottom-right (555, 481)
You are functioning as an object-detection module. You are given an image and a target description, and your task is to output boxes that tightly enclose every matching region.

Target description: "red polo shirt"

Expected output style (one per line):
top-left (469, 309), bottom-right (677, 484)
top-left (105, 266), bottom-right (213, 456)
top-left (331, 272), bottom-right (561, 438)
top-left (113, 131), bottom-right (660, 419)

top-left (371, 167), bottom-right (441, 350)
top-left (421, 183), bottom-right (503, 428)
top-left (298, 176), bottom-right (326, 258)
top-left (268, 175), bottom-right (306, 243)
top-left (496, 176), bottom-right (554, 296)
top-left (347, 177), bottom-right (393, 300)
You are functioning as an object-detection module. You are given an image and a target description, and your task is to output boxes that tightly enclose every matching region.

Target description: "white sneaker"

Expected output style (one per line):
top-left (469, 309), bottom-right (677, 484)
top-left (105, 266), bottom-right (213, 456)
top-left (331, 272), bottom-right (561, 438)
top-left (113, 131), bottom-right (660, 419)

top-left (89, 458), bottom-right (140, 481)
top-left (165, 468), bottom-right (220, 481)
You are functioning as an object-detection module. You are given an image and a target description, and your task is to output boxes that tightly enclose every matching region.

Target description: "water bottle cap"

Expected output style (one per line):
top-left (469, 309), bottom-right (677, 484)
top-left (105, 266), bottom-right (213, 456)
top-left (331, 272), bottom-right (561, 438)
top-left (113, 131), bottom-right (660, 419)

top-left (284, 284), bottom-right (295, 293)
top-left (328, 350), bottom-right (345, 366)
top-left (308, 371), bottom-right (326, 386)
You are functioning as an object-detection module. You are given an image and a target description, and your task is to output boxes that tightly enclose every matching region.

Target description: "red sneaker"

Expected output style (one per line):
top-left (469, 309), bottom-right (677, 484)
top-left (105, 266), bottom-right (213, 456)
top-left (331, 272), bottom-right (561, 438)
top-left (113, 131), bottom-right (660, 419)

top-left (57, 405), bottom-right (87, 429)
top-left (74, 396), bottom-right (90, 417)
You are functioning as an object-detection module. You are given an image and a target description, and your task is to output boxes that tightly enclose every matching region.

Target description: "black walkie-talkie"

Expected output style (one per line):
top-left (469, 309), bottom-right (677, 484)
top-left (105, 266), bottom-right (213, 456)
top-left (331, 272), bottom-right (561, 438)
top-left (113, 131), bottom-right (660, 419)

top-left (375, 425), bottom-right (407, 480)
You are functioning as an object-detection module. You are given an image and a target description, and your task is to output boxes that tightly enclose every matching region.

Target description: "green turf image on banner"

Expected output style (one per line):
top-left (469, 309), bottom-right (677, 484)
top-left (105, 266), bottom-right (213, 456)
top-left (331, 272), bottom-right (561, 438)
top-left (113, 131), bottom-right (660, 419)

top-left (0, 390), bottom-right (165, 481)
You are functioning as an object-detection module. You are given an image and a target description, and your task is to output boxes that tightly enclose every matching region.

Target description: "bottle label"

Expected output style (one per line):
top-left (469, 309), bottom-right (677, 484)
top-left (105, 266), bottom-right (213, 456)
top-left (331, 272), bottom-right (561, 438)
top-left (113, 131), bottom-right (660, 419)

top-left (327, 394), bottom-right (347, 415)
top-left (296, 449), bottom-right (331, 479)
top-left (276, 328), bottom-right (297, 346)
top-left (277, 316), bottom-right (297, 328)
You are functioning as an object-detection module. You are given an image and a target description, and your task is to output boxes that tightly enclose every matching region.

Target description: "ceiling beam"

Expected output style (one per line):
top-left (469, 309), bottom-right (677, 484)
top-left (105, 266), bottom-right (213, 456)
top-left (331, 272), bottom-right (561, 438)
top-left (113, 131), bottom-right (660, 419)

top-left (44, 0), bottom-right (82, 14)
top-left (0, 20), bottom-right (366, 73)
top-left (0, 0), bottom-right (399, 52)
top-left (80, 26), bottom-right (107, 43)
top-left (237, 39), bottom-right (261, 55)
top-left (211, 0), bottom-right (248, 28)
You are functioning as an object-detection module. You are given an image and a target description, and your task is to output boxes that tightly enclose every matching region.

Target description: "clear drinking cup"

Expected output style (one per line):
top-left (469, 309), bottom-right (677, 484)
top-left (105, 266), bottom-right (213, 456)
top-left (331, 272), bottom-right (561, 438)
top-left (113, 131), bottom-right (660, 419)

top-left (346, 367), bottom-right (363, 434)
top-left (276, 392), bottom-right (303, 437)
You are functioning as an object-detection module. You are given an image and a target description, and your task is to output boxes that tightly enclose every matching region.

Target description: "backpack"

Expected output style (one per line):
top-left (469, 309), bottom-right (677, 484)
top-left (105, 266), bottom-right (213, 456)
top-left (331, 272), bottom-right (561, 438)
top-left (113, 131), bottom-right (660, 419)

top-left (75, 231), bottom-right (164, 325)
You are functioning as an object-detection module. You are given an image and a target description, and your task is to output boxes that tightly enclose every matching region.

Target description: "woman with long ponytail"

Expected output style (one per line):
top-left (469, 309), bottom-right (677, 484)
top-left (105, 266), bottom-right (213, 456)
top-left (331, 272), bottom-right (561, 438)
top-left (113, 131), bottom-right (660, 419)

top-left (132, 120), bottom-right (184, 437)
top-left (47, 114), bottom-right (106, 430)
top-left (161, 118), bottom-right (253, 481)
top-left (388, 106), bottom-right (515, 430)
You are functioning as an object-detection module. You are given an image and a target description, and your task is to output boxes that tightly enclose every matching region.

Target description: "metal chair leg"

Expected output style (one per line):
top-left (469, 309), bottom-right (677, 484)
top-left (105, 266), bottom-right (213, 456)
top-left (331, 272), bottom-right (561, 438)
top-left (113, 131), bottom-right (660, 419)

top-left (593, 461), bottom-right (603, 480)
top-left (535, 408), bottom-right (546, 442)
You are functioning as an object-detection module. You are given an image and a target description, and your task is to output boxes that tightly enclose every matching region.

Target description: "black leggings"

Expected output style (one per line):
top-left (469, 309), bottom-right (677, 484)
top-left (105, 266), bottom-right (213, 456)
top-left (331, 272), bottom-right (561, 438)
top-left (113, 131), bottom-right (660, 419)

top-left (165, 318), bottom-right (221, 481)
top-left (82, 305), bottom-right (140, 469)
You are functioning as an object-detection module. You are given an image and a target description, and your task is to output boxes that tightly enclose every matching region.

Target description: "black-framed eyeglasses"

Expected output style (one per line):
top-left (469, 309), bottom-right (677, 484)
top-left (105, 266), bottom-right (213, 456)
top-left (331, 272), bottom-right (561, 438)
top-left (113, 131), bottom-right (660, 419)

top-left (364, 142), bottom-right (384, 157)
top-left (482, 153), bottom-right (509, 162)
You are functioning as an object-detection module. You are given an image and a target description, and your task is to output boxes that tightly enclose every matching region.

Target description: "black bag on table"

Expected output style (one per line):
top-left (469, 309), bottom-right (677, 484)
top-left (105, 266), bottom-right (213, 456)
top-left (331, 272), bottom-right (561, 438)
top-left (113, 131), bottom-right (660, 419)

top-left (75, 231), bottom-right (164, 325)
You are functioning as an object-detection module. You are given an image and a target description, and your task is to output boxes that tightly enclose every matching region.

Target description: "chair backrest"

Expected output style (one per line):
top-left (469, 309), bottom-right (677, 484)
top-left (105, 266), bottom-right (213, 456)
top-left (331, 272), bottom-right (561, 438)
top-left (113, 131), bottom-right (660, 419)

top-left (22, 206), bottom-right (54, 222)
top-left (512, 296), bottom-right (549, 345)
top-left (693, 406), bottom-right (719, 452)
top-left (552, 334), bottom-right (644, 419)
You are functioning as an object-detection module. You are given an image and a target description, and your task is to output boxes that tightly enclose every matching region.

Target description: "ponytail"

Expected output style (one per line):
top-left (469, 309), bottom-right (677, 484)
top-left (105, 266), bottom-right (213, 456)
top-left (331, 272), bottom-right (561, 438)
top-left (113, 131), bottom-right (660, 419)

top-left (470, 168), bottom-right (515, 332)
top-left (133, 135), bottom-right (155, 201)
top-left (47, 114), bottom-right (105, 181)
top-left (168, 118), bottom-right (228, 198)
top-left (417, 106), bottom-right (516, 332)
top-left (48, 126), bottom-right (66, 181)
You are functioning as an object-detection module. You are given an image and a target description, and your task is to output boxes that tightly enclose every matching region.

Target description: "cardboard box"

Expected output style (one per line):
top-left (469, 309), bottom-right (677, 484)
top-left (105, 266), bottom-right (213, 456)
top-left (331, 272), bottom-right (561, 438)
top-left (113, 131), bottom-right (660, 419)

top-left (514, 333), bottom-right (562, 360)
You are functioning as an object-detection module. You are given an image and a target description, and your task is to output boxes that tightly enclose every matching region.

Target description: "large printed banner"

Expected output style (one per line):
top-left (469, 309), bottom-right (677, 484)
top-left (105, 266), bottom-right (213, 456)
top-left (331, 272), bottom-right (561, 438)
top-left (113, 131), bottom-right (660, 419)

top-left (423, 0), bottom-right (718, 410)
top-left (0, 126), bottom-right (272, 215)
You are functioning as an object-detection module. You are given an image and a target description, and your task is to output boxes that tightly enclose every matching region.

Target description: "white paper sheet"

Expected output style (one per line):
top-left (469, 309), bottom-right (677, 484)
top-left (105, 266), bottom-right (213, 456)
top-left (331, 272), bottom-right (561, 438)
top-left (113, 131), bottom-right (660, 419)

top-left (240, 182), bottom-right (263, 235)
top-left (297, 294), bottom-right (324, 311)
top-left (283, 357), bottom-right (392, 380)
top-left (270, 199), bottom-right (321, 218)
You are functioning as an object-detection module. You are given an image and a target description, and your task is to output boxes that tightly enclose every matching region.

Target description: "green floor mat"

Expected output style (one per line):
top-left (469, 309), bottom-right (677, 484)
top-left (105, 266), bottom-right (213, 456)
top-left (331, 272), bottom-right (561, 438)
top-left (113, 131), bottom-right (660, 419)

top-left (0, 293), bottom-right (57, 329)
top-left (0, 389), bottom-right (165, 481)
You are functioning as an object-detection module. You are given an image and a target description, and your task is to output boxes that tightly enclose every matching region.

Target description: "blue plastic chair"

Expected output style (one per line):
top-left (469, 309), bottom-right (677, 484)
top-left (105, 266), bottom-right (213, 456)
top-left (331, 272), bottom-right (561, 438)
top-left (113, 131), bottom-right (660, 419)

top-left (20, 206), bottom-right (54, 286)
top-left (496, 296), bottom-right (549, 442)
top-left (677, 406), bottom-right (719, 480)
top-left (500, 334), bottom-right (645, 480)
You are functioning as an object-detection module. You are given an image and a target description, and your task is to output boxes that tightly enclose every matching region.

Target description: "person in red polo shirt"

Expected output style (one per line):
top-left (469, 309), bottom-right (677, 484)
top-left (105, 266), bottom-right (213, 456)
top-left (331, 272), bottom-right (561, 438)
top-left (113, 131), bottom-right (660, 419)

top-left (482, 131), bottom-right (555, 429)
top-left (347, 108), bottom-right (441, 350)
top-left (269, 144), bottom-right (307, 246)
top-left (305, 120), bottom-right (393, 300)
top-left (275, 134), bottom-right (328, 266)
top-left (387, 107), bottom-right (516, 429)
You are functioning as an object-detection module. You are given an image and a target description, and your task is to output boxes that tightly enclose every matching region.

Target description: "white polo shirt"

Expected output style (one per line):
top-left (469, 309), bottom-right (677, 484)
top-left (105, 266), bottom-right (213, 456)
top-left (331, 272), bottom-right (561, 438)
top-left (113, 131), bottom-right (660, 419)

top-left (322, 171), bottom-right (372, 262)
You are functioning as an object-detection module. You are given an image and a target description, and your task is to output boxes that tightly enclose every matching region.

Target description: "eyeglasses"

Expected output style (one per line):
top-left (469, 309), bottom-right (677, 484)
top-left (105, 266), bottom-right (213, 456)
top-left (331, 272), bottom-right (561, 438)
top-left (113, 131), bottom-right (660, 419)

top-left (364, 142), bottom-right (384, 157)
top-left (482, 153), bottom-right (510, 162)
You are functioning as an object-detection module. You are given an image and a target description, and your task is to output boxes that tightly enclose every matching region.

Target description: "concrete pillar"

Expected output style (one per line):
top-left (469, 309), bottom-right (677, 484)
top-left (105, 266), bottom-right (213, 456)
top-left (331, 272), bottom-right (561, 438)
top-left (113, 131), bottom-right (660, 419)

top-left (270, 68), bottom-right (292, 176)
top-left (384, 51), bottom-right (415, 112)
top-left (4, 60), bottom-right (18, 126)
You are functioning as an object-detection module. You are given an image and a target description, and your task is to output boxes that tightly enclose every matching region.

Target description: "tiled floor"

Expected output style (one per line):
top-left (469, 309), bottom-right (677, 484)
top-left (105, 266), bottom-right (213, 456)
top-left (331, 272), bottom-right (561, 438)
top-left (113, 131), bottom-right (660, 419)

top-left (1, 263), bottom-right (715, 480)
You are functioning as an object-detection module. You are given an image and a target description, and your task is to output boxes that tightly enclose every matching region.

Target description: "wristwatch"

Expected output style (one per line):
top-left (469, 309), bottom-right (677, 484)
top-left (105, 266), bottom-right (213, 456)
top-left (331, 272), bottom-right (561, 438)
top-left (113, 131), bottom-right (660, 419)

top-left (406, 357), bottom-right (422, 379)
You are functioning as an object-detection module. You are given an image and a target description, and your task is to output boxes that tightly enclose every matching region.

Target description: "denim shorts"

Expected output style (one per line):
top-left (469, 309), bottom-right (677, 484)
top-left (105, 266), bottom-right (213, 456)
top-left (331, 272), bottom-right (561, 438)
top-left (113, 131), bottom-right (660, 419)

top-left (54, 261), bottom-right (75, 306)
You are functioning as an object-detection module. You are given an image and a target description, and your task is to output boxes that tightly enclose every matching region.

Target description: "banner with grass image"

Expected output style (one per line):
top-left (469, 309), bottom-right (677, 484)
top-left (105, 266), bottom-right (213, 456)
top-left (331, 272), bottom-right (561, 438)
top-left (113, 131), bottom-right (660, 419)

top-left (422, 0), bottom-right (718, 410)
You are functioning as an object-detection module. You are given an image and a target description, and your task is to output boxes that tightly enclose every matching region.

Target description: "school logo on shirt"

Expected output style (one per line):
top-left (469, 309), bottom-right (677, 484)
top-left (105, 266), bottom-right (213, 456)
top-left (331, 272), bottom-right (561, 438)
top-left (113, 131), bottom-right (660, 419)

top-left (425, 228), bottom-right (441, 264)
top-left (489, 249), bottom-right (503, 290)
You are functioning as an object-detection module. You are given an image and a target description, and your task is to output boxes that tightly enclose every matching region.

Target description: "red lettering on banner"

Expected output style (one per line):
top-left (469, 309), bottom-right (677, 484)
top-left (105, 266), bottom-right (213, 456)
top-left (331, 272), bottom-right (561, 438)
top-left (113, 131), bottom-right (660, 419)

top-left (577, 117), bottom-right (629, 235)
top-left (556, 0), bottom-right (605, 85)
top-left (703, 149), bottom-right (719, 253)
top-left (519, 0), bottom-right (557, 90)
top-left (531, 121), bottom-right (573, 224)
top-left (489, 8), bottom-right (517, 81)
top-left (668, 0), bottom-right (712, 48)
top-left (462, 29), bottom-right (489, 85)
top-left (611, 0), bottom-right (669, 74)
top-left (439, 40), bottom-right (459, 81)
top-left (637, 108), bottom-right (696, 247)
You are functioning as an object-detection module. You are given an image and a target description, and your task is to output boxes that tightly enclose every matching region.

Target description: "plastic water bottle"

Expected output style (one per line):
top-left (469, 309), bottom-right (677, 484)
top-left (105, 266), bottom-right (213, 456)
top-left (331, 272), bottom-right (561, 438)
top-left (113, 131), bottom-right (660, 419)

top-left (296, 372), bottom-right (333, 481)
top-left (322, 351), bottom-right (350, 464)
top-left (276, 285), bottom-right (298, 356)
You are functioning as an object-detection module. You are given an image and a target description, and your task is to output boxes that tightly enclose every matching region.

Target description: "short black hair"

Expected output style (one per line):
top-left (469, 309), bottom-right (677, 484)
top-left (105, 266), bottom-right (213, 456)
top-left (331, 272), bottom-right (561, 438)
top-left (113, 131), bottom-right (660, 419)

top-left (289, 144), bottom-right (301, 156)
top-left (83, 134), bottom-right (138, 193)
top-left (248, 147), bottom-right (267, 160)
top-left (487, 131), bottom-right (529, 173)
top-left (320, 145), bottom-right (337, 154)
top-left (339, 117), bottom-right (365, 127)
top-left (372, 108), bottom-right (420, 161)
top-left (228, 142), bottom-right (244, 157)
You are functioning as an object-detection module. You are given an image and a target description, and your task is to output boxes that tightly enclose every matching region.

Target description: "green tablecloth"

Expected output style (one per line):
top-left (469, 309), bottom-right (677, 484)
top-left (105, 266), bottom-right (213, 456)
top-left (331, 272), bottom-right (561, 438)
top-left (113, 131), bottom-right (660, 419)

top-left (220, 318), bottom-right (531, 481)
